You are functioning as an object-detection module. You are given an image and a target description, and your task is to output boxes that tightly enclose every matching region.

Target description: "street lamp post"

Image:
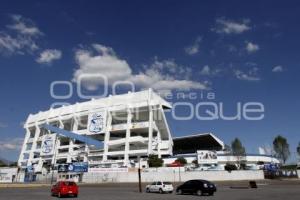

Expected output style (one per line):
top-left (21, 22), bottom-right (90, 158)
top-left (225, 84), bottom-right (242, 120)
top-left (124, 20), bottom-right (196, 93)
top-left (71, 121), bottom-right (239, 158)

top-left (138, 157), bottom-right (142, 193)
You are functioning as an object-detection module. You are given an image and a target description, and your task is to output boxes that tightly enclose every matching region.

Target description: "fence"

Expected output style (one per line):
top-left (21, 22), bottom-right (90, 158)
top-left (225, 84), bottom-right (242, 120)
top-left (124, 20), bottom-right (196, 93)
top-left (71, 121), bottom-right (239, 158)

top-left (82, 170), bottom-right (264, 183)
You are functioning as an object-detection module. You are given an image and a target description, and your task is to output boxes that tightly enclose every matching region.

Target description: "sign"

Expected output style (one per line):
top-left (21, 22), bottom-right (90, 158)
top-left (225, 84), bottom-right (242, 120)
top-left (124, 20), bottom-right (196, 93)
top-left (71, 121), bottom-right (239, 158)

top-left (41, 134), bottom-right (56, 156)
top-left (197, 150), bottom-right (218, 164)
top-left (58, 164), bottom-right (69, 173)
top-left (88, 111), bottom-right (107, 134)
top-left (58, 162), bottom-right (88, 173)
top-left (88, 168), bottom-right (128, 173)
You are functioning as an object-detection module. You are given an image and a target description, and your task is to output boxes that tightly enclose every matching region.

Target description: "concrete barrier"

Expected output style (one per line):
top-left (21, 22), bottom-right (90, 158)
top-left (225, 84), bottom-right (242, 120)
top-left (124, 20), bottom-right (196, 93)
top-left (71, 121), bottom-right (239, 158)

top-left (82, 170), bottom-right (264, 183)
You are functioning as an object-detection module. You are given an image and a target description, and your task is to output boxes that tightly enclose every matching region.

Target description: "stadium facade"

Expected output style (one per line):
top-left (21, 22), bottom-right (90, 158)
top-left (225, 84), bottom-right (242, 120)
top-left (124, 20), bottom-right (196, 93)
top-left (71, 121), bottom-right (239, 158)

top-left (18, 89), bottom-right (173, 173)
top-left (18, 89), bottom-right (279, 175)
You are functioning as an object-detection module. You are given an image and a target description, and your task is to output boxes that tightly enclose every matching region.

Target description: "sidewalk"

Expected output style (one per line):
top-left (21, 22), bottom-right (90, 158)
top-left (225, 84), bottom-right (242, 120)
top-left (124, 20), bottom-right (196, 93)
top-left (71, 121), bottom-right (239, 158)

top-left (0, 183), bottom-right (50, 188)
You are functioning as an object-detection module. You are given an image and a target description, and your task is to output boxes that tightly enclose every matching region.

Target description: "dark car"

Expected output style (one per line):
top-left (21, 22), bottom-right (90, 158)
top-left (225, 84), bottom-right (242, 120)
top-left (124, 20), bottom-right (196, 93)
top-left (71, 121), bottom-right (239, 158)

top-left (51, 181), bottom-right (78, 198)
top-left (176, 180), bottom-right (216, 196)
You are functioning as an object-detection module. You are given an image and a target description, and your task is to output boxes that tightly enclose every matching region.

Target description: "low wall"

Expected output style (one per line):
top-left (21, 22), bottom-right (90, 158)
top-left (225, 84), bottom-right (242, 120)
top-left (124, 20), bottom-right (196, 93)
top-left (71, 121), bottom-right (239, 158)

top-left (298, 170), bottom-right (300, 178)
top-left (0, 168), bottom-right (18, 183)
top-left (82, 170), bottom-right (264, 183)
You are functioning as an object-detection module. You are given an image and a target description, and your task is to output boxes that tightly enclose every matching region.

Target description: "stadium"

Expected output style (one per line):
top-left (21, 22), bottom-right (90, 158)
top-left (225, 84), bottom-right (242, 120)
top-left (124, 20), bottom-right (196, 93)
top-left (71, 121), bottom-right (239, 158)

top-left (18, 89), bottom-right (279, 181)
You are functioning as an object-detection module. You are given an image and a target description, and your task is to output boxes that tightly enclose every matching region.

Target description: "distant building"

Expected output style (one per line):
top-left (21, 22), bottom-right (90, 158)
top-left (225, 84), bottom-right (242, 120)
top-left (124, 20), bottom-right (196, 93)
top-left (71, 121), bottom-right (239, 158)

top-left (167, 133), bottom-right (279, 169)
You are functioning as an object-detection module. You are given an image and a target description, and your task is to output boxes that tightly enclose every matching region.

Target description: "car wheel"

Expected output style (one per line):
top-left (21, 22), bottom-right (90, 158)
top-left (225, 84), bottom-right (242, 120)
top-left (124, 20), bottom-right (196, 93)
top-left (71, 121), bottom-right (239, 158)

top-left (209, 192), bottom-right (214, 196)
top-left (159, 189), bottom-right (163, 194)
top-left (196, 189), bottom-right (203, 196)
top-left (146, 188), bottom-right (150, 193)
top-left (177, 189), bottom-right (183, 195)
top-left (169, 191), bottom-right (173, 194)
top-left (74, 194), bottom-right (78, 198)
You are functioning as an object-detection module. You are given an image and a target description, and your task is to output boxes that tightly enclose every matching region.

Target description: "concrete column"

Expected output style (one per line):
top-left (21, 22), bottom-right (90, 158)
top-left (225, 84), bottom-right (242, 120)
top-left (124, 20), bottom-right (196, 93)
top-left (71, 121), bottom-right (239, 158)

top-left (124, 108), bottom-right (132, 165)
top-left (148, 106), bottom-right (153, 155)
top-left (103, 111), bottom-right (112, 161)
top-left (18, 126), bottom-right (30, 167)
top-left (28, 124), bottom-right (39, 162)
top-left (69, 117), bottom-right (78, 162)
top-left (157, 129), bottom-right (162, 158)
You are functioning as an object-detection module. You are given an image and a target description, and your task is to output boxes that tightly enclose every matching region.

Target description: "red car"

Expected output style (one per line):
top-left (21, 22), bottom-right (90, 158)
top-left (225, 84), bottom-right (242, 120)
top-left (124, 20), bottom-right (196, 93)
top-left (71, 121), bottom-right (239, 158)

top-left (51, 181), bottom-right (79, 198)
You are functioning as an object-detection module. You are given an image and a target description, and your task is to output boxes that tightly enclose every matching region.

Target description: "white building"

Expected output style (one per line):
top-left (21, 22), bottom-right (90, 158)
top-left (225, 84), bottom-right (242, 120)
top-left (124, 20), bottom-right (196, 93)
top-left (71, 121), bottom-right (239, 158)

top-left (165, 133), bottom-right (279, 170)
top-left (18, 89), bottom-right (173, 173)
top-left (18, 89), bottom-right (279, 178)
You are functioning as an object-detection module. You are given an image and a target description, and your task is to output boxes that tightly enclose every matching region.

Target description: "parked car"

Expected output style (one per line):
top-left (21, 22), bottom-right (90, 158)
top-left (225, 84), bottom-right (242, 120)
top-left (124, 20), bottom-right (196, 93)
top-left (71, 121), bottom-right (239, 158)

top-left (51, 181), bottom-right (78, 198)
top-left (146, 181), bottom-right (174, 193)
top-left (176, 179), bottom-right (216, 196)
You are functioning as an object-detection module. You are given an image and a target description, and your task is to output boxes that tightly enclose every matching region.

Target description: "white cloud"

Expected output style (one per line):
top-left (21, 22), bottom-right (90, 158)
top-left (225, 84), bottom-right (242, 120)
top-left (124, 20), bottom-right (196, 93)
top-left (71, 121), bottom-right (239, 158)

top-left (0, 15), bottom-right (42, 55)
top-left (272, 65), bottom-right (284, 72)
top-left (246, 42), bottom-right (260, 53)
top-left (213, 18), bottom-right (251, 34)
top-left (184, 36), bottom-right (202, 55)
top-left (200, 65), bottom-right (210, 75)
top-left (73, 44), bottom-right (132, 90)
top-left (36, 49), bottom-right (62, 64)
top-left (0, 138), bottom-right (23, 151)
top-left (0, 32), bottom-right (39, 55)
top-left (200, 65), bottom-right (221, 76)
top-left (234, 68), bottom-right (260, 81)
top-left (7, 14), bottom-right (42, 36)
top-left (73, 44), bottom-right (208, 93)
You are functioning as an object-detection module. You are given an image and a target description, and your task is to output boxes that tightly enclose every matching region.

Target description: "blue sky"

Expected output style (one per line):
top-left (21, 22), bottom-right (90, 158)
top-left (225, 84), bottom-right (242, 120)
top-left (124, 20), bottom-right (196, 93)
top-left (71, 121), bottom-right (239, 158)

top-left (0, 0), bottom-right (300, 162)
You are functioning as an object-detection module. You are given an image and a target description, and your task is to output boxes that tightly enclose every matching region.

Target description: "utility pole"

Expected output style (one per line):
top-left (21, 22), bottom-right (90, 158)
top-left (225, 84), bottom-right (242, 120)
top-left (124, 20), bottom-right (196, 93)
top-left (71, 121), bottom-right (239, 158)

top-left (138, 157), bottom-right (142, 193)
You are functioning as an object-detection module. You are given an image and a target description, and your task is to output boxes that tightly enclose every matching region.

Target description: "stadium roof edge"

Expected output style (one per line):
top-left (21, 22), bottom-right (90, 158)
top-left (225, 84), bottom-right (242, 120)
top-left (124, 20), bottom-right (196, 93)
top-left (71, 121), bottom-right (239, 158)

top-left (173, 133), bottom-right (225, 149)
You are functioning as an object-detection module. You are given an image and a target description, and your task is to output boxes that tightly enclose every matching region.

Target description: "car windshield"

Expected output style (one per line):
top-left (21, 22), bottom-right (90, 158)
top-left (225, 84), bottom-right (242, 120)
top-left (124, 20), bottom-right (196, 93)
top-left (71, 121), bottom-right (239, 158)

top-left (198, 180), bottom-right (211, 184)
top-left (163, 182), bottom-right (172, 185)
top-left (63, 182), bottom-right (76, 186)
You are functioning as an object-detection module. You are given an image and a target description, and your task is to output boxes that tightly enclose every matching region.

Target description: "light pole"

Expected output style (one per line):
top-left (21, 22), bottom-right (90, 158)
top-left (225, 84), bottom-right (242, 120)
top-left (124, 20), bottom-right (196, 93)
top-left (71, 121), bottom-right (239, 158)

top-left (138, 156), bottom-right (142, 193)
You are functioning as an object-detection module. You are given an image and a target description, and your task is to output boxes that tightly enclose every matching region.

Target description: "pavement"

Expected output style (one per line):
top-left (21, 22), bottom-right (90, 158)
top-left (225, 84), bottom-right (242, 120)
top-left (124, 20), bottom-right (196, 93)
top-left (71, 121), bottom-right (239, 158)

top-left (0, 180), bottom-right (299, 200)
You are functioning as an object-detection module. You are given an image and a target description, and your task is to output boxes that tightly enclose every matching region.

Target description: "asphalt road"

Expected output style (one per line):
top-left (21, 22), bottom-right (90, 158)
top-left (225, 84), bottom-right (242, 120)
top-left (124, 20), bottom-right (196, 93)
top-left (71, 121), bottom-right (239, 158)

top-left (0, 181), bottom-right (299, 200)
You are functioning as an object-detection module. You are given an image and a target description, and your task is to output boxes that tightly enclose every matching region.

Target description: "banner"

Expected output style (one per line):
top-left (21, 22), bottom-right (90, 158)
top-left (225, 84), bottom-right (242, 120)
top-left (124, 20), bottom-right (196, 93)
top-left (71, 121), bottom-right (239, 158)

top-left (58, 162), bottom-right (88, 173)
top-left (68, 162), bottom-right (89, 172)
top-left (88, 168), bottom-right (128, 173)
top-left (88, 111), bottom-right (107, 134)
top-left (197, 150), bottom-right (218, 164)
top-left (41, 134), bottom-right (56, 156)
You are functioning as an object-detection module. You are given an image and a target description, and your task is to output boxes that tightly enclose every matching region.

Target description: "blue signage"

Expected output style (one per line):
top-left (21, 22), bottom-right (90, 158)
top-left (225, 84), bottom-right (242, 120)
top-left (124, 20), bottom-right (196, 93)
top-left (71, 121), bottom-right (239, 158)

top-left (68, 162), bottom-right (88, 173)
top-left (58, 164), bottom-right (69, 173)
top-left (57, 162), bottom-right (88, 173)
top-left (264, 163), bottom-right (279, 172)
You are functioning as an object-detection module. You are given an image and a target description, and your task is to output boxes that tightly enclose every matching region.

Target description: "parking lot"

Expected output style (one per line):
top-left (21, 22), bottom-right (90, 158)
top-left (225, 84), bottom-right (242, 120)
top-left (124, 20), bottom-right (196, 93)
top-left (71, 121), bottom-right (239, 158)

top-left (0, 181), bottom-right (299, 200)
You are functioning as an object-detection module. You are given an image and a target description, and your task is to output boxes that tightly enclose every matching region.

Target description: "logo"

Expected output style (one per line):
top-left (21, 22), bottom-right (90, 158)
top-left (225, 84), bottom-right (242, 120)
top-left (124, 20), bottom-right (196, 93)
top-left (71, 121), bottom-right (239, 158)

top-left (89, 112), bottom-right (105, 133)
top-left (42, 136), bottom-right (54, 154)
top-left (68, 164), bottom-right (74, 171)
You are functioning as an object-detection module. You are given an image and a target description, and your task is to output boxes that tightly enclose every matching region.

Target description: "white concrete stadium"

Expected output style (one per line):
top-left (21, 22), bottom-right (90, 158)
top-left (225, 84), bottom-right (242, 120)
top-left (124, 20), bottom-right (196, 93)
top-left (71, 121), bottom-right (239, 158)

top-left (18, 89), bottom-right (279, 176)
top-left (18, 89), bottom-right (173, 173)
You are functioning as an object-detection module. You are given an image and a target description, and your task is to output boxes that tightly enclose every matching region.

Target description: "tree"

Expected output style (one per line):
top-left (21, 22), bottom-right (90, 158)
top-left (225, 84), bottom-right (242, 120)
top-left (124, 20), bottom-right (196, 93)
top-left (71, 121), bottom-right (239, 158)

top-left (175, 157), bottom-right (187, 165)
top-left (224, 163), bottom-right (237, 172)
top-left (147, 155), bottom-right (164, 168)
top-left (273, 135), bottom-right (290, 164)
top-left (0, 160), bottom-right (6, 167)
top-left (231, 138), bottom-right (246, 169)
top-left (192, 159), bottom-right (199, 168)
top-left (9, 162), bottom-right (18, 167)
